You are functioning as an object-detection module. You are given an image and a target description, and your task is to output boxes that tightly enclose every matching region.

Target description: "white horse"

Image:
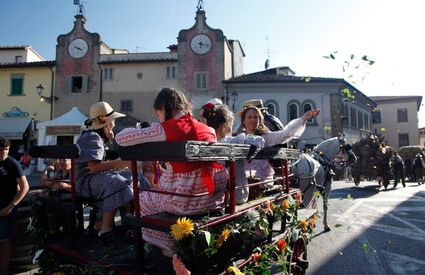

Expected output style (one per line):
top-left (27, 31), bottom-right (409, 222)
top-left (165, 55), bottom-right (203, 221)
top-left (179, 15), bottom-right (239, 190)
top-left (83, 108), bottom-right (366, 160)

top-left (291, 136), bottom-right (357, 231)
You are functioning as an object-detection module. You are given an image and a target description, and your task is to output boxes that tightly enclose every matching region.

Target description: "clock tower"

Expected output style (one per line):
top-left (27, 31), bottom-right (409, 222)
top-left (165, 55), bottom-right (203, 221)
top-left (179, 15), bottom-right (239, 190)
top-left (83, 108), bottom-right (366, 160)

top-left (178, 6), bottom-right (230, 107)
top-left (54, 14), bottom-right (101, 117)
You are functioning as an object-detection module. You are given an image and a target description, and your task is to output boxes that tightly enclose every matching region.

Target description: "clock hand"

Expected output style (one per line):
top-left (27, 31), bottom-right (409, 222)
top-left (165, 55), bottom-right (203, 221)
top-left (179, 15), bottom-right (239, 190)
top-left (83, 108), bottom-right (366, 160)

top-left (74, 46), bottom-right (82, 51)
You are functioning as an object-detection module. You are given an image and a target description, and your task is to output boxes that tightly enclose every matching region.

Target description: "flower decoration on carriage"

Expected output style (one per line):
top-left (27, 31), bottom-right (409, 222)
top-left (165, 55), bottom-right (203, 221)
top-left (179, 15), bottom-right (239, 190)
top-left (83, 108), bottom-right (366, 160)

top-left (215, 228), bottom-right (231, 248)
top-left (251, 252), bottom-right (262, 263)
top-left (169, 198), bottom-right (315, 274)
top-left (171, 217), bottom-right (195, 241)
top-left (173, 254), bottom-right (191, 275)
top-left (299, 219), bottom-right (308, 232)
top-left (263, 201), bottom-right (275, 216)
top-left (281, 199), bottom-right (290, 212)
top-left (296, 191), bottom-right (303, 204)
top-left (277, 239), bottom-right (287, 252)
top-left (227, 266), bottom-right (244, 275)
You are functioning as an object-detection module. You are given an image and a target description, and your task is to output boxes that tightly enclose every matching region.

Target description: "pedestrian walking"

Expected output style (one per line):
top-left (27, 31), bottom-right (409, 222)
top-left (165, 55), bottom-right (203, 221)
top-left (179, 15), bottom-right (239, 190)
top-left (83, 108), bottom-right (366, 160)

top-left (413, 153), bottom-right (425, 185)
top-left (392, 152), bottom-right (405, 188)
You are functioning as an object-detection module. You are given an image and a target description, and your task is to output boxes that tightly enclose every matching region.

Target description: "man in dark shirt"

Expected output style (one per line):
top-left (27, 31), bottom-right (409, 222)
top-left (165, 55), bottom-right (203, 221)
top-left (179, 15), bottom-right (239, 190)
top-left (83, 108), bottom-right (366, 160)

top-left (0, 136), bottom-right (29, 275)
top-left (392, 152), bottom-right (405, 188)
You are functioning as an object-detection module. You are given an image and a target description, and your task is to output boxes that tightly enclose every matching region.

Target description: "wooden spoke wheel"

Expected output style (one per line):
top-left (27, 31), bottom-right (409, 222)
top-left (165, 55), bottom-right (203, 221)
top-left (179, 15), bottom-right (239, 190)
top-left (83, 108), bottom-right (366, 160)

top-left (288, 238), bottom-right (308, 275)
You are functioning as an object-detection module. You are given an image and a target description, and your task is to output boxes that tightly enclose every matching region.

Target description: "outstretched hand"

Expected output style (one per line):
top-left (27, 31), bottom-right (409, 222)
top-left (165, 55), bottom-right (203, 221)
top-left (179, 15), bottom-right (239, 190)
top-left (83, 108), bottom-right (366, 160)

top-left (302, 109), bottom-right (320, 122)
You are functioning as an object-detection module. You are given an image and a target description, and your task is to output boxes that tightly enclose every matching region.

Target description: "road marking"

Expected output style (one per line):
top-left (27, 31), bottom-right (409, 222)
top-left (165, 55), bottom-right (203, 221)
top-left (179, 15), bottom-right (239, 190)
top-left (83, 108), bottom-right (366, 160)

top-left (354, 221), bottom-right (425, 243)
top-left (359, 201), bottom-right (425, 234)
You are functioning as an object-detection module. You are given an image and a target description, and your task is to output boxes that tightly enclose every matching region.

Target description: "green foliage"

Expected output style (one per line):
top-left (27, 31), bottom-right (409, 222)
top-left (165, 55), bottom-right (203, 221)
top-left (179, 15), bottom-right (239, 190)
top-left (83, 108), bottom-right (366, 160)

top-left (324, 51), bottom-right (375, 84)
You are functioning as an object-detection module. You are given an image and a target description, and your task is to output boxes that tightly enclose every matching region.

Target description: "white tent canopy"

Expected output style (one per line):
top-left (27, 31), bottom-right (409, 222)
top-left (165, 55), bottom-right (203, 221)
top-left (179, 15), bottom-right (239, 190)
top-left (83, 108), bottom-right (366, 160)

top-left (36, 107), bottom-right (87, 171)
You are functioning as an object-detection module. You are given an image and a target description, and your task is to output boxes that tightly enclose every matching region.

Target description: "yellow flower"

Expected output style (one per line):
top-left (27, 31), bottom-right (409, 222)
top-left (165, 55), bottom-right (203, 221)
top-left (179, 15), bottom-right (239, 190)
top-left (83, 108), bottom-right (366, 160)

top-left (309, 218), bottom-right (316, 228)
top-left (216, 229), bottom-right (231, 248)
top-left (312, 214), bottom-right (317, 222)
top-left (282, 199), bottom-right (289, 211)
top-left (170, 217), bottom-right (194, 241)
top-left (299, 219), bottom-right (308, 232)
top-left (227, 266), bottom-right (244, 275)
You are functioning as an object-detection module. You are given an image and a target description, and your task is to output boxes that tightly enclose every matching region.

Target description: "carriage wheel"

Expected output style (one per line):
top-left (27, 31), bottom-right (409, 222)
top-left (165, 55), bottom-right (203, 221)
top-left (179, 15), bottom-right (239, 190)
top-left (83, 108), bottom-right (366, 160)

top-left (288, 238), bottom-right (308, 275)
top-left (354, 176), bottom-right (361, 186)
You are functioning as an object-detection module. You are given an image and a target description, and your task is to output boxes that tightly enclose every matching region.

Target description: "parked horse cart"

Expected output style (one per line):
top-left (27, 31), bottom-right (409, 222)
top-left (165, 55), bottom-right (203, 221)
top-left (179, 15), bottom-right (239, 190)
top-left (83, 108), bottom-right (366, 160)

top-left (351, 134), bottom-right (393, 189)
top-left (29, 141), bottom-right (315, 274)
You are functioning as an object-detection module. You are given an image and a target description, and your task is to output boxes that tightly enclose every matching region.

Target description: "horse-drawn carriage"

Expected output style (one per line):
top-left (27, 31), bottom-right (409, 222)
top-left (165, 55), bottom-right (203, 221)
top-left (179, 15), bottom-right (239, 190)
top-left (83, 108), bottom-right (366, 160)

top-left (28, 141), bottom-right (314, 274)
top-left (26, 136), bottom-right (356, 274)
top-left (350, 134), bottom-right (394, 189)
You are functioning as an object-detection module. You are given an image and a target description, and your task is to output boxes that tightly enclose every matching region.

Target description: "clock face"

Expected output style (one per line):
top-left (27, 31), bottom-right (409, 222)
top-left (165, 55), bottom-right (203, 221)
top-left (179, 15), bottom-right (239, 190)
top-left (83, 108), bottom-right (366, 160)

top-left (68, 38), bottom-right (89, 58)
top-left (190, 34), bottom-right (212, 55)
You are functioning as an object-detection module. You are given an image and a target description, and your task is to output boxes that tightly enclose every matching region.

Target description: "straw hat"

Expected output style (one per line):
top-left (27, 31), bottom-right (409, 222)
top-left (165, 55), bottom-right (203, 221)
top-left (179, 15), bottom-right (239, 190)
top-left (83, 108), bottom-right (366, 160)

top-left (242, 99), bottom-right (267, 110)
top-left (84, 101), bottom-right (125, 130)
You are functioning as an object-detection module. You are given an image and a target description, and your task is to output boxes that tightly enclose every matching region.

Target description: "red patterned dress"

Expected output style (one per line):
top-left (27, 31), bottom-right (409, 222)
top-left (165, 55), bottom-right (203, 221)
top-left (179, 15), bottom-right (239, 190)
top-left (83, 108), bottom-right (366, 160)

top-left (115, 112), bottom-right (228, 253)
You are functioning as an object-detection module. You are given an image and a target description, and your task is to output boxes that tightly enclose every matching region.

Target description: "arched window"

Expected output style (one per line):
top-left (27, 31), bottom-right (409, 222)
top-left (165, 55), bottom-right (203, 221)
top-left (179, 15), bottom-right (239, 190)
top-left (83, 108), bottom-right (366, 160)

top-left (264, 100), bottom-right (279, 117)
top-left (287, 100), bottom-right (300, 122)
top-left (302, 100), bottom-right (317, 124)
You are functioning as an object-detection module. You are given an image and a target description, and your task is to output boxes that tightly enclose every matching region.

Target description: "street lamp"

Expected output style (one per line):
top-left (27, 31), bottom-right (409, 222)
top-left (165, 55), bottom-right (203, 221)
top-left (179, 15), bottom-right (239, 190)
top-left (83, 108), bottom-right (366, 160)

top-left (36, 84), bottom-right (57, 104)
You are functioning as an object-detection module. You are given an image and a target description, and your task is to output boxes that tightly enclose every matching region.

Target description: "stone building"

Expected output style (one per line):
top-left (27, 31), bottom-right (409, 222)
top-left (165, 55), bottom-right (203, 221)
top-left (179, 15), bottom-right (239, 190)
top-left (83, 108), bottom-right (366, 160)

top-left (370, 96), bottom-right (423, 149)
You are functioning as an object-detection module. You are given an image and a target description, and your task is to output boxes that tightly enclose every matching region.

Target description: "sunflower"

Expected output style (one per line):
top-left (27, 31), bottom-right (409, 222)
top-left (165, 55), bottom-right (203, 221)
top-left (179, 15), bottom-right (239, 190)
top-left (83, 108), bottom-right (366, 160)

top-left (227, 266), bottom-right (244, 275)
top-left (170, 217), bottom-right (194, 241)
top-left (215, 228), bottom-right (231, 248)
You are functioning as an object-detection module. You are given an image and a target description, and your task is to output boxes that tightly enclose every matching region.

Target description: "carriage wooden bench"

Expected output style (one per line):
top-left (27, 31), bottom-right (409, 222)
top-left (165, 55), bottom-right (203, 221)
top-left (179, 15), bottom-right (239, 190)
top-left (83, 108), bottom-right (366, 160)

top-left (29, 144), bottom-right (100, 243)
top-left (29, 141), bottom-right (307, 274)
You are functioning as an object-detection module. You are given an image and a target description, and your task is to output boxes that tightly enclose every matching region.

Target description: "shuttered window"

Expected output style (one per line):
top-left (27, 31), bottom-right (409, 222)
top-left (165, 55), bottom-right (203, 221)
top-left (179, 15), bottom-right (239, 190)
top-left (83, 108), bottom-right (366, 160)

top-left (195, 72), bottom-right (207, 90)
top-left (66, 75), bottom-right (88, 93)
top-left (10, 74), bottom-right (24, 96)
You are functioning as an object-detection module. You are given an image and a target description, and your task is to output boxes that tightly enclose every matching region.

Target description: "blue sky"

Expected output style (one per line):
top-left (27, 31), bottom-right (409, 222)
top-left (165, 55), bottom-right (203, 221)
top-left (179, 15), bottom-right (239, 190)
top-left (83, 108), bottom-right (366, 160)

top-left (1, 0), bottom-right (424, 127)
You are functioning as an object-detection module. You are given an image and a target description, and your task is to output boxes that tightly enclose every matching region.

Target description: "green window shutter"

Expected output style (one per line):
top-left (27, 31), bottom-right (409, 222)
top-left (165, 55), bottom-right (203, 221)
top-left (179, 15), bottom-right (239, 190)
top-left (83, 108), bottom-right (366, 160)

top-left (82, 75), bottom-right (88, 93)
top-left (66, 76), bottom-right (72, 93)
top-left (11, 78), bottom-right (23, 95)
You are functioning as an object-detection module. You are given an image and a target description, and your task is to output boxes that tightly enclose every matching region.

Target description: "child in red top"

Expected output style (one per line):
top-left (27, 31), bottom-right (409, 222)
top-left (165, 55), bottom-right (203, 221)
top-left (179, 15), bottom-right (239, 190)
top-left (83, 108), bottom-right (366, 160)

top-left (116, 87), bottom-right (228, 255)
